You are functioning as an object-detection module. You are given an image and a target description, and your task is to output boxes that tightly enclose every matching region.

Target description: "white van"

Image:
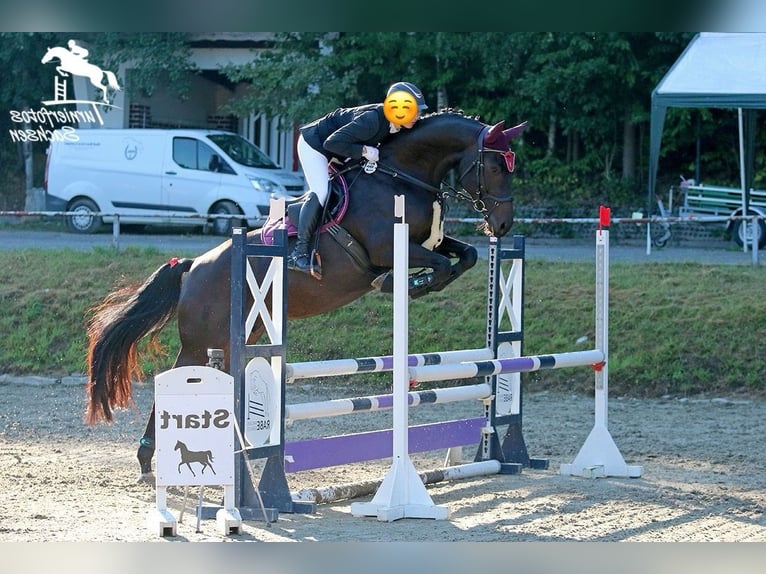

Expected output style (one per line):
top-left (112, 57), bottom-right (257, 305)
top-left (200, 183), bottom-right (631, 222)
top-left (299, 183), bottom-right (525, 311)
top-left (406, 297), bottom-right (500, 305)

top-left (44, 128), bottom-right (306, 235)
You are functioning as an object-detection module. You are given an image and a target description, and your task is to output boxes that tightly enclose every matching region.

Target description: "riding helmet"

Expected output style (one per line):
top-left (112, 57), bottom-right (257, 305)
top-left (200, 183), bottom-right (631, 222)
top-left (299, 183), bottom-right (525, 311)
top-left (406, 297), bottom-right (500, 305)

top-left (386, 82), bottom-right (428, 111)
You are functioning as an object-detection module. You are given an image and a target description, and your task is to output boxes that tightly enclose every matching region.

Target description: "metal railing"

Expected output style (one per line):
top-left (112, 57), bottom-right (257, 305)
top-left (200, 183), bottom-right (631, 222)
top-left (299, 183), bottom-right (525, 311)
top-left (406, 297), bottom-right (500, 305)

top-left (1, 209), bottom-right (763, 265)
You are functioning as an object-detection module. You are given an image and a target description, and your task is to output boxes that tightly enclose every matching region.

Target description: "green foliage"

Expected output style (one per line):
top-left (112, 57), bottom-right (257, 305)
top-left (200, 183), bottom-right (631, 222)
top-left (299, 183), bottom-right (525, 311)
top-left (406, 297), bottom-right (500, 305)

top-left (1, 248), bottom-right (764, 400)
top-left (1, 32), bottom-right (746, 220)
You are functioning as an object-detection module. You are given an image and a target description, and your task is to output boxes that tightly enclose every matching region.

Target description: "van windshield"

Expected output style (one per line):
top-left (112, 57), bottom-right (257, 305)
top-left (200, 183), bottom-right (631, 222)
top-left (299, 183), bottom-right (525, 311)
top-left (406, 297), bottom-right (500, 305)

top-left (207, 134), bottom-right (278, 169)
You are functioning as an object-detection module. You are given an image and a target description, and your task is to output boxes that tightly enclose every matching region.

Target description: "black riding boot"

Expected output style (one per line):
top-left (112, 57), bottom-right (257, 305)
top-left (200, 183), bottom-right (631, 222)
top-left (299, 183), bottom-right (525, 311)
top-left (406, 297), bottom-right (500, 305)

top-left (287, 194), bottom-right (323, 275)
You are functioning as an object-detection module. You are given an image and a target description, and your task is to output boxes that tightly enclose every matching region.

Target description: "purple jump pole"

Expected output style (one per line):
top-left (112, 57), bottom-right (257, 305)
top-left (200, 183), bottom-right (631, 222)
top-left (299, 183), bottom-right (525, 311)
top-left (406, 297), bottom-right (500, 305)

top-left (284, 417), bottom-right (485, 472)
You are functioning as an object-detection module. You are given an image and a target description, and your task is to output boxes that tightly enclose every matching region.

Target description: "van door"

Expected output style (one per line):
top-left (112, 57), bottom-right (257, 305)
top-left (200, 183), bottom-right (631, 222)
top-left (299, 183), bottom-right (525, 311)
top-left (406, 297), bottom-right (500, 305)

top-left (161, 136), bottom-right (223, 225)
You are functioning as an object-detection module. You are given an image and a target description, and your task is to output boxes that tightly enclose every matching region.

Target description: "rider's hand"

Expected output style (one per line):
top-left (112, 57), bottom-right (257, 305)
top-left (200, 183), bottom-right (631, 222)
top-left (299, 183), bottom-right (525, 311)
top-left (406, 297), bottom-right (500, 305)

top-left (362, 145), bottom-right (379, 162)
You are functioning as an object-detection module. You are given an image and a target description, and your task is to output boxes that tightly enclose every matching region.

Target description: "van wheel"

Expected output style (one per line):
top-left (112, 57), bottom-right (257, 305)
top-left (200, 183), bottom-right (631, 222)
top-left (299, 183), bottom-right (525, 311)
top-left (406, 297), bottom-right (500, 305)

top-left (732, 218), bottom-right (766, 248)
top-left (66, 198), bottom-right (103, 234)
top-left (209, 201), bottom-right (244, 236)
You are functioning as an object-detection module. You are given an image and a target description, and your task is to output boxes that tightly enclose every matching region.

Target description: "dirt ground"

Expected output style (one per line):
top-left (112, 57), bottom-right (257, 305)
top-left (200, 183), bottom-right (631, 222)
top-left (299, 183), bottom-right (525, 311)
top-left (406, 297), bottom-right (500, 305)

top-left (1, 377), bottom-right (765, 544)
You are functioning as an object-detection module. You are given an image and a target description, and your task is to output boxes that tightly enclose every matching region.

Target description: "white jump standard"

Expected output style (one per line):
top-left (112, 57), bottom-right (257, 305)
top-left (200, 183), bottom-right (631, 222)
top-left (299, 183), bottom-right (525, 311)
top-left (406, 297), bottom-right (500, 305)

top-left (559, 206), bottom-right (643, 478)
top-left (350, 195), bottom-right (450, 521)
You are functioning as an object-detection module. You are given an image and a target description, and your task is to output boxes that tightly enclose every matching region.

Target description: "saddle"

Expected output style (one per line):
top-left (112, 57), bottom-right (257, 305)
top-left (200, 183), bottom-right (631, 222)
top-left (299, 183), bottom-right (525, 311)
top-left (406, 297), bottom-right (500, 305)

top-left (261, 164), bottom-right (351, 243)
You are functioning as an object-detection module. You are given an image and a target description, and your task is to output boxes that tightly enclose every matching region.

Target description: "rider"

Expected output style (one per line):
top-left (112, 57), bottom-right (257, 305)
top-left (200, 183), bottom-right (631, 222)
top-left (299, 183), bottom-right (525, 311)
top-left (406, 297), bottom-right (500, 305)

top-left (67, 39), bottom-right (89, 61)
top-left (286, 81), bottom-right (428, 275)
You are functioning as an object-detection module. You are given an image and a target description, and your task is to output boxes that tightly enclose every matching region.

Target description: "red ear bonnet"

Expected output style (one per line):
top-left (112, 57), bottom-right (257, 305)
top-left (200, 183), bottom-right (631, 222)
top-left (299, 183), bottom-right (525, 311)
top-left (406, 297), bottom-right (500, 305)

top-left (484, 120), bottom-right (527, 151)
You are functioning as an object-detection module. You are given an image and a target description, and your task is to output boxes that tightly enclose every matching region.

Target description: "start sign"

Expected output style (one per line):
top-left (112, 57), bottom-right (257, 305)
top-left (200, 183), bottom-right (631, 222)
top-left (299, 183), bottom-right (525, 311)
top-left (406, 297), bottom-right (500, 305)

top-left (154, 366), bottom-right (235, 487)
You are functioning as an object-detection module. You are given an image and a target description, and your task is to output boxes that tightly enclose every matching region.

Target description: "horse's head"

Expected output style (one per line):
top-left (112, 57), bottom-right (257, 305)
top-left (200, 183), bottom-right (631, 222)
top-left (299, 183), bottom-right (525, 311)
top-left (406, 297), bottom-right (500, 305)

top-left (41, 47), bottom-right (54, 64)
top-left (457, 119), bottom-right (527, 237)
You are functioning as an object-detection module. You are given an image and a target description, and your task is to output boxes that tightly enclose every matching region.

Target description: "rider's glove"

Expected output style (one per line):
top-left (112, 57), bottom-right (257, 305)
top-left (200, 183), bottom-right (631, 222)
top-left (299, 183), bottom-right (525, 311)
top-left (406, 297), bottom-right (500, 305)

top-left (361, 145), bottom-right (379, 162)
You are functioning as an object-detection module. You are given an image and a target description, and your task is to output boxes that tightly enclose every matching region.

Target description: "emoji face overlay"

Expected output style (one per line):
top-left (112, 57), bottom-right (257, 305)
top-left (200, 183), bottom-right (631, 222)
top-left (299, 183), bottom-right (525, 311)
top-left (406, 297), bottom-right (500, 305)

top-left (384, 90), bottom-right (419, 125)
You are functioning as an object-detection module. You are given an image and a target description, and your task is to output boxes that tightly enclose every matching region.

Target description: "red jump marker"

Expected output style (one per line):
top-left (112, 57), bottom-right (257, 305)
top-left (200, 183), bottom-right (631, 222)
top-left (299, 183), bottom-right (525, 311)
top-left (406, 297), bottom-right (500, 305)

top-left (599, 205), bottom-right (611, 229)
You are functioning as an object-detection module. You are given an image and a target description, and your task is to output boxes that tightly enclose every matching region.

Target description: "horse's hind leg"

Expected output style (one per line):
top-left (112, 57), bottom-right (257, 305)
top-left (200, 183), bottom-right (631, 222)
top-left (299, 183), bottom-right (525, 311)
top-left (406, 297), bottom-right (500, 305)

top-left (137, 407), bottom-right (156, 480)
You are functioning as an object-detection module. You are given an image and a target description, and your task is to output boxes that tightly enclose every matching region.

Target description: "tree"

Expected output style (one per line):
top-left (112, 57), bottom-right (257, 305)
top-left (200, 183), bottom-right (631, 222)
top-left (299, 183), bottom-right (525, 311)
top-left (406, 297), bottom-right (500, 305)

top-left (0, 32), bottom-right (700, 213)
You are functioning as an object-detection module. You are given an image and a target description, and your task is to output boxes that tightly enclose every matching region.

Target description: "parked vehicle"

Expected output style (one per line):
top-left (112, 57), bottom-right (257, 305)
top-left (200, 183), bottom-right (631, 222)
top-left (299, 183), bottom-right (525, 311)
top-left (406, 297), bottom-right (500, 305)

top-left (678, 178), bottom-right (766, 248)
top-left (44, 128), bottom-right (306, 235)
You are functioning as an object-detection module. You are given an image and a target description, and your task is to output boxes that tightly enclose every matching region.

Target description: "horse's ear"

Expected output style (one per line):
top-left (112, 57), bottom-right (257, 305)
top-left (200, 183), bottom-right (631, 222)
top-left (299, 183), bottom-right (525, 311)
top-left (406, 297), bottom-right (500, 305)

top-left (484, 121), bottom-right (506, 147)
top-left (503, 121), bottom-right (528, 140)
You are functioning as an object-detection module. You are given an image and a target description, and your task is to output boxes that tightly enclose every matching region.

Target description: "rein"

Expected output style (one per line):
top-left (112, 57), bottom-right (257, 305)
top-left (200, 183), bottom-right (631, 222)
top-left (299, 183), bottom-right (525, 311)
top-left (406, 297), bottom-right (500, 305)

top-left (358, 124), bottom-right (516, 219)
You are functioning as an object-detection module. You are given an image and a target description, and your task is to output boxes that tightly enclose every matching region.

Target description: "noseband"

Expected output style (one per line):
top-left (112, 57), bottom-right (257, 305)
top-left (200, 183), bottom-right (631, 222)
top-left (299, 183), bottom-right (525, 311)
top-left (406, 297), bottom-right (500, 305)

top-left (455, 126), bottom-right (515, 218)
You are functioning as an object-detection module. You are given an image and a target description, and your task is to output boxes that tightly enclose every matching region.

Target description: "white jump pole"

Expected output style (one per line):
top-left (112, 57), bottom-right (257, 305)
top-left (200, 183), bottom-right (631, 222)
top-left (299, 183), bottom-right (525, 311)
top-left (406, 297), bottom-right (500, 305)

top-left (350, 195), bottom-right (450, 521)
top-left (559, 206), bottom-right (643, 478)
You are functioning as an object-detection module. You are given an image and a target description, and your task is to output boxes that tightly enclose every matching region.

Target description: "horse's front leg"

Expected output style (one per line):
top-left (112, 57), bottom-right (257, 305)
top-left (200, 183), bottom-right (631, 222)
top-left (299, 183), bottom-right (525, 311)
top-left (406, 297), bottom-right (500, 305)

top-left (425, 235), bottom-right (479, 294)
top-left (56, 66), bottom-right (69, 76)
top-left (407, 238), bottom-right (475, 298)
top-left (371, 240), bottom-right (455, 298)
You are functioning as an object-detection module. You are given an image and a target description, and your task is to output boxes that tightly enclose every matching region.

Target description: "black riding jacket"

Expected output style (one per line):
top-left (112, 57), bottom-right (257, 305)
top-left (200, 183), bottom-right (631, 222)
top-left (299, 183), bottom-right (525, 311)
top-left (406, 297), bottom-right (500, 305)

top-left (300, 104), bottom-right (393, 161)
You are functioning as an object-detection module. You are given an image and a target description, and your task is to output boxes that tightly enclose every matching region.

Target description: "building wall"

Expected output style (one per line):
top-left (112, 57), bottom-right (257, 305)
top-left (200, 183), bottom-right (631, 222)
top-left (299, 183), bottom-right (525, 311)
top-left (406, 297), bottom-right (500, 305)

top-left (73, 44), bottom-right (299, 174)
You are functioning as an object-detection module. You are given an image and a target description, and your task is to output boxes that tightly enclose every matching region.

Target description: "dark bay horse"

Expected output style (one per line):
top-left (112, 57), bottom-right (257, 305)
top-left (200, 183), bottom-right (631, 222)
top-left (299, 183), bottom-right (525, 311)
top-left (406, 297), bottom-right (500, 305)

top-left (84, 110), bottom-right (527, 480)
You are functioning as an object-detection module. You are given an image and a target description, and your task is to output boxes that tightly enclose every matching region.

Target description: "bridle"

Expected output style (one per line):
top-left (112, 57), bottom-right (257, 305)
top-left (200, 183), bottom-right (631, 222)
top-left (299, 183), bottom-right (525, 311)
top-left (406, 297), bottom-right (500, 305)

top-left (356, 125), bottom-right (516, 220)
top-left (453, 125), bottom-right (515, 218)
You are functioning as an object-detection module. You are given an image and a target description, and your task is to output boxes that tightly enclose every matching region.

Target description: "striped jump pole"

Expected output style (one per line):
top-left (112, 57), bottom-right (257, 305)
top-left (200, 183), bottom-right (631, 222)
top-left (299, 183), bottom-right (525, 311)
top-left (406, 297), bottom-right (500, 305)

top-left (285, 382), bottom-right (492, 421)
top-left (409, 349), bottom-right (606, 383)
top-left (559, 206), bottom-right (643, 478)
top-left (286, 347), bottom-right (494, 381)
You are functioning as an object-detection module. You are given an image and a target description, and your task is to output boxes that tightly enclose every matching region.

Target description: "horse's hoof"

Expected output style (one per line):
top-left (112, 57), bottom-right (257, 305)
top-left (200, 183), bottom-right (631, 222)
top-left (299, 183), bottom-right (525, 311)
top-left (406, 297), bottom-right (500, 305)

top-left (137, 471), bottom-right (156, 486)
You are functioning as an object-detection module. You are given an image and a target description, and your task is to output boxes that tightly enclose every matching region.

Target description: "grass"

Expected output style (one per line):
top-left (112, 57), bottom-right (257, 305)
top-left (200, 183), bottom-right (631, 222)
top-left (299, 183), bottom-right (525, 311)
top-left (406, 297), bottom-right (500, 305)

top-left (1, 245), bottom-right (765, 399)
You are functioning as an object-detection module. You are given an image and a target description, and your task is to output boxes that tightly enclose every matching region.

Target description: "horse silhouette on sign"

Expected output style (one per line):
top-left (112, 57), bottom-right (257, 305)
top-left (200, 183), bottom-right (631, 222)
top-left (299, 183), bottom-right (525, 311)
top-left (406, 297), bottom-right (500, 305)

top-left (41, 45), bottom-right (121, 104)
top-left (174, 440), bottom-right (216, 477)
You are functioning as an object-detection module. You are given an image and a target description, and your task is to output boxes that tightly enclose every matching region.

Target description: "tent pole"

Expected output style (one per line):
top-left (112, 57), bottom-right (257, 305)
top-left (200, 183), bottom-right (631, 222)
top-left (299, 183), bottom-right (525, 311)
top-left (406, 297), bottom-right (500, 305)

top-left (738, 108), bottom-right (748, 253)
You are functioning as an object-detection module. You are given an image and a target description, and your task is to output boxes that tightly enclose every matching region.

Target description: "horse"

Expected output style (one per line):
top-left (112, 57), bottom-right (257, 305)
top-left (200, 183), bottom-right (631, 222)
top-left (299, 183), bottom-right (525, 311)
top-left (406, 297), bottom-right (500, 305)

top-left (174, 440), bottom-right (216, 477)
top-left (83, 109), bottom-right (527, 481)
top-left (41, 46), bottom-right (121, 104)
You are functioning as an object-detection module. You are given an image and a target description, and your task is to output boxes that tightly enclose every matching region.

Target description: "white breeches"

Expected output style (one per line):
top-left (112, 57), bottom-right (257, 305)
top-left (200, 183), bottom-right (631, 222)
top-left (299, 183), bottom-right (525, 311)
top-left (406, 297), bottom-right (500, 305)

top-left (297, 134), bottom-right (331, 206)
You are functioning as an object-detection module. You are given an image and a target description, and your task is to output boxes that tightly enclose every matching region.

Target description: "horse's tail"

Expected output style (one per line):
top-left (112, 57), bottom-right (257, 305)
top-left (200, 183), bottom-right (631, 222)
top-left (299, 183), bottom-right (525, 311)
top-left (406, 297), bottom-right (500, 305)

top-left (206, 451), bottom-right (214, 463)
top-left (84, 258), bottom-right (194, 426)
top-left (104, 70), bottom-right (120, 90)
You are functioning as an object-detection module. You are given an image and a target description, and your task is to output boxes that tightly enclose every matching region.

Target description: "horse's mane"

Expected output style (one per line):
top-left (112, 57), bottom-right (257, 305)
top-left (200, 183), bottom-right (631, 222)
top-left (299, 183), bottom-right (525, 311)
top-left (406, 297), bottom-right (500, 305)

top-left (419, 108), bottom-right (482, 123)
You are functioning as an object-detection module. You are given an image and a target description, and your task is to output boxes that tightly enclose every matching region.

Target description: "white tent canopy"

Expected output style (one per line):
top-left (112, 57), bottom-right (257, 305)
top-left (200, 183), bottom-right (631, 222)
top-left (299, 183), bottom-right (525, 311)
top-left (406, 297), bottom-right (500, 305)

top-left (648, 32), bottom-right (766, 213)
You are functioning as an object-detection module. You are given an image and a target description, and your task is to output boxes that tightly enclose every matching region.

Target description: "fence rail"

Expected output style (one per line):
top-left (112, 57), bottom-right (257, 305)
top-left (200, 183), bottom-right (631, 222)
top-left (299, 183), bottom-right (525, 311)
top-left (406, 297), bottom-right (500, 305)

top-left (0, 209), bottom-right (763, 263)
